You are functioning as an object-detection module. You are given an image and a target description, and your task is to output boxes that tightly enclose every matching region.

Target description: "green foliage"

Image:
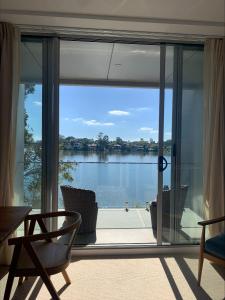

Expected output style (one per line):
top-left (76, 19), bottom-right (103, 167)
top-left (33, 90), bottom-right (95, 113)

top-left (59, 161), bottom-right (74, 182)
top-left (96, 132), bottom-right (109, 151)
top-left (24, 84), bottom-right (74, 207)
top-left (60, 131), bottom-right (172, 153)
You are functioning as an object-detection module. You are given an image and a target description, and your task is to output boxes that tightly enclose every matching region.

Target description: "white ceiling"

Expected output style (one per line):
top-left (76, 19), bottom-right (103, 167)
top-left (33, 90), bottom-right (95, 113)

top-left (1, 0), bottom-right (224, 22)
top-left (21, 40), bottom-right (202, 87)
top-left (21, 42), bottom-right (42, 82)
top-left (1, 0), bottom-right (224, 37)
top-left (60, 41), bottom-right (113, 81)
top-left (60, 41), bottom-right (161, 83)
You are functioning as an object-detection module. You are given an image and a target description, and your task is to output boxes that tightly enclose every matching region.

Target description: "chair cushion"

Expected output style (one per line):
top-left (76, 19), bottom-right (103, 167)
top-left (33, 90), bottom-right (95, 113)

top-left (17, 241), bottom-right (69, 272)
top-left (205, 233), bottom-right (225, 260)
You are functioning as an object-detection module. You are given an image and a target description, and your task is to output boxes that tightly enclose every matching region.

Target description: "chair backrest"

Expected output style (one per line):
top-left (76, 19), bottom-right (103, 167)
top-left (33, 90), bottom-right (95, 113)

top-left (60, 186), bottom-right (98, 234)
top-left (61, 186), bottom-right (96, 211)
top-left (161, 185), bottom-right (188, 226)
top-left (30, 211), bottom-right (81, 258)
top-left (59, 211), bottom-right (82, 257)
top-left (162, 185), bottom-right (188, 209)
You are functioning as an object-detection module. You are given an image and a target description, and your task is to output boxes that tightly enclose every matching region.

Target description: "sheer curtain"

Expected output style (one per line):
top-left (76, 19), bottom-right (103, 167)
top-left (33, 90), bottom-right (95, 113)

top-left (203, 39), bottom-right (225, 235)
top-left (0, 22), bottom-right (20, 263)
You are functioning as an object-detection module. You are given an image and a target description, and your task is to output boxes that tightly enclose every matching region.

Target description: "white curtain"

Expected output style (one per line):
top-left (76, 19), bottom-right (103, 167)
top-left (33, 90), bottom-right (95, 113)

top-left (203, 39), bottom-right (225, 235)
top-left (0, 22), bottom-right (20, 264)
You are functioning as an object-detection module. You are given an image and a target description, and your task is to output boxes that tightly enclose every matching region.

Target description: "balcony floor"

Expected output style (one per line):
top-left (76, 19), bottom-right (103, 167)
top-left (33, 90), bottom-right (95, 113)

top-left (73, 208), bottom-right (203, 246)
top-left (17, 207), bottom-right (203, 245)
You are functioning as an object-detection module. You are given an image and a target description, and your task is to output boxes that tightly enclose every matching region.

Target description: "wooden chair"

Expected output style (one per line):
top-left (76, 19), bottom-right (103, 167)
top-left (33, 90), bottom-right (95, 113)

top-left (4, 211), bottom-right (81, 300)
top-left (198, 216), bottom-right (225, 285)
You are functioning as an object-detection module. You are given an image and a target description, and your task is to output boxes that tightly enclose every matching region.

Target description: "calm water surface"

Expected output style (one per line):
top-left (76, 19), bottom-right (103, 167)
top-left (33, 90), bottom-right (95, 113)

top-left (59, 151), bottom-right (171, 208)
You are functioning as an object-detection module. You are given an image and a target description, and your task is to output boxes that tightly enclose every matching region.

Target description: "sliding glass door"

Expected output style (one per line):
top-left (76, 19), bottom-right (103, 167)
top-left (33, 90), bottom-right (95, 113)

top-left (18, 36), bottom-right (204, 246)
top-left (157, 45), bottom-right (174, 245)
top-left (173, 47), bottom-right (204, 244)
top-left (59, 40), bottom-right (161, 245)
top-left (159, 45), bottom-right (204, 245)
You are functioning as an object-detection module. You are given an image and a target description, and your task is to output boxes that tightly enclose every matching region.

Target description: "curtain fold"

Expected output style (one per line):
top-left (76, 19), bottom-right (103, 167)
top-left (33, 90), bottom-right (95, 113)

top-left (0, 22), bottom-right (20, 264)
top-left (0, 22), bottom-right (20, 207)
top-left (203, 39), bottom-right (225, 235)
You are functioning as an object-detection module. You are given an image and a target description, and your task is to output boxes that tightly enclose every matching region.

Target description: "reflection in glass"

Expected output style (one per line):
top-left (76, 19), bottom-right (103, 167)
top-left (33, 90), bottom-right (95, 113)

top-left (15, 41), bottom-right (43, 209)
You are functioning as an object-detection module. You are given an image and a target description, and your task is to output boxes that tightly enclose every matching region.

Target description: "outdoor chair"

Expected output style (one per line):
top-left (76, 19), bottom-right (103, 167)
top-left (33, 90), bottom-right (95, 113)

top-left (198, 216), bottom-right (225, 285)
top-left (150, 185), bottom-right (188, 237)
top-left (61, 186), bottom-right (98, 234)
top-left (4, 211), bottom-right (81, 300)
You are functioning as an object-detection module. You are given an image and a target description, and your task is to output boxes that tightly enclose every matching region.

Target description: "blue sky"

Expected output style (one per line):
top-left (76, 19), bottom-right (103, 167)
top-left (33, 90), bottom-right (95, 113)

top-left (25, 85), bottom-right (172, 142)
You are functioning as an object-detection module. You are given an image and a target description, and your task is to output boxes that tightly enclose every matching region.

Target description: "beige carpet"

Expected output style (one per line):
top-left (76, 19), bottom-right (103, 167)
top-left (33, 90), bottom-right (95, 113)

top-left (3, 255), bottom-right (225, 300)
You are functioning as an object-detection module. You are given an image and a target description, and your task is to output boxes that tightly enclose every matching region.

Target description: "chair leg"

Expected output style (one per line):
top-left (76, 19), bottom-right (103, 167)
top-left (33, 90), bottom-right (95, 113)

top-left (62, 270), bottom-right (71, 285)
top-left (4, 243), bottom-right (22, 300)
top-left (40, 271), bottom-right (60, 300)
top-left (198, 254), bottom-right (204, 285)
top-left (23, 242), bottom-right (60, 300)
top-left (18, 276), bottom-right (24, 285)
top-left (3, 272), bottom-right (15, 300)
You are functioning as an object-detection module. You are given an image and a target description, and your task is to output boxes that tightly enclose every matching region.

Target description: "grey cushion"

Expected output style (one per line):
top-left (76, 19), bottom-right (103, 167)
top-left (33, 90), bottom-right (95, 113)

top-left (17, 241), bottom-right (69, 271)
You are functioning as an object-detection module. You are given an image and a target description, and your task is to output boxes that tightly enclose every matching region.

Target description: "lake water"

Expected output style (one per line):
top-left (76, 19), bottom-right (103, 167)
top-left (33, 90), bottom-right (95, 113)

top-left (59, 151), bottom-right (171, 208)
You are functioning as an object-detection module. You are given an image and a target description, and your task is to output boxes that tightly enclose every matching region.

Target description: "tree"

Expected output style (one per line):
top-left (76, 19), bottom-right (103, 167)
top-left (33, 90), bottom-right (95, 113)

top-left (116, 137), bottom-right (123, 145)
top-left (81, 138), bottom-right (90, 151)
top-left (24, 84), bottom-right (74, 208)
top-left (96, 132), bottom-right (109, 151)
top-left (102, 135), bottom-right (109, 149)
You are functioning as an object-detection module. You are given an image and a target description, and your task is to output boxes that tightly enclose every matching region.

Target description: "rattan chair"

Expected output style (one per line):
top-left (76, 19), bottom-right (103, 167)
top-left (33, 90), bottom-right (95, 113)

top-left (198, 216), bottom-right (225, 285)
top-left (4, 211), bottom-right (81, 300)
top-left (61, 186), bottom-right (98, 234)
top-left (150, 185), bottom-right (188, 238)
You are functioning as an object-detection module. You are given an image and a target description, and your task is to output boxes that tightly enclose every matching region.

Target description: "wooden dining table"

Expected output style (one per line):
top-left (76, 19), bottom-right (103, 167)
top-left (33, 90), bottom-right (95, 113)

top-left (0, 206), bottom-right (32, 243)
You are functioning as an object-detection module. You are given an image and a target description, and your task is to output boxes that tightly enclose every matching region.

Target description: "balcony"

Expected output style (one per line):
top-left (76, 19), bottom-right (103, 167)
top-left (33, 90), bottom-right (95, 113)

top-left (55, 207), bottom-right (203, 246)
top-left (18, 158), bottom-right (203, 245)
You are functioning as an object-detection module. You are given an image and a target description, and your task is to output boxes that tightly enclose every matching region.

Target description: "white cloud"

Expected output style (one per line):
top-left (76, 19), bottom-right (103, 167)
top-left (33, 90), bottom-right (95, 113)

top-left (63, 117), bottom-right (83, 122)
top-left (72, 117), bottom-right (83, 122)
top-left (130, 107), bottom-right (151, 112)
top-left (83, 119), bottom-right (114, 126)
top-left (33, 101), bottom-right (42, 107)
top-left (140, 127), bottom-right (158, 134)
top-left (62, 117), bottom-right (114, 127)
top-left (108, 110), bottom-right (130, 116)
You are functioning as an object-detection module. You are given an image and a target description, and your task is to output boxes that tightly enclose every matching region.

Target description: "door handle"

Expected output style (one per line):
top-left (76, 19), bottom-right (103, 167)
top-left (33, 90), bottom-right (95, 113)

top-left (158, 156), bottom-right (168, 172)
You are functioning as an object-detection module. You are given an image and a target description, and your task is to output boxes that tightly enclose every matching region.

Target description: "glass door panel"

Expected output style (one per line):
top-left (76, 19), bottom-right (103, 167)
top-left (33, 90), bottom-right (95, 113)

top-left (58, 40), bottom-right (204, 246)
top-left (161, 46), bottom-right (174, 244)
top-left (174, 48), bottom-right (204, 244)
top-left (59, 40), bottom-right (161, 245)
top-left (15, 40), bottom-right (43, 211)
top-left (156, 45), bottom-right (174, 244)
top-left (160, 45), bottom-right (203, 245)
top-left (15, 39), bottom-right (43, 236)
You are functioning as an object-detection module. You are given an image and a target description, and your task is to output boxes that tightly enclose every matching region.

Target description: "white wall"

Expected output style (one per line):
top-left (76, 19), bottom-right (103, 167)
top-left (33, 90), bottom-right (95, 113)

top-left (0, 0), bottom-right (224, 37)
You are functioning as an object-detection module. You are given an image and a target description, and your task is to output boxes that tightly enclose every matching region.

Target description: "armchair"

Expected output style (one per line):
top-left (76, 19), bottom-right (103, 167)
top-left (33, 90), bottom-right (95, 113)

top-left (61, 186), bottom-right (98, 234)
top-left (4, 211), bottom-right (81, 300)
top-left (150, 185), bottom-right (188, 238)
top-left (198, 216), bottom-right (225, 285)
